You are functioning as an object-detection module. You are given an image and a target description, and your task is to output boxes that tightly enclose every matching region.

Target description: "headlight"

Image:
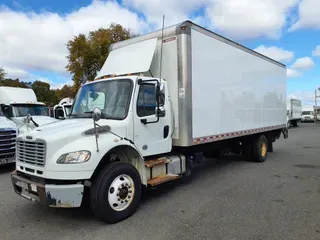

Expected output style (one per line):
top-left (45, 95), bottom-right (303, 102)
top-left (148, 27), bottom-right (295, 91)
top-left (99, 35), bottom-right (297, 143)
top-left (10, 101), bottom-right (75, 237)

top-left (57, 151), bottom-right (91, 164)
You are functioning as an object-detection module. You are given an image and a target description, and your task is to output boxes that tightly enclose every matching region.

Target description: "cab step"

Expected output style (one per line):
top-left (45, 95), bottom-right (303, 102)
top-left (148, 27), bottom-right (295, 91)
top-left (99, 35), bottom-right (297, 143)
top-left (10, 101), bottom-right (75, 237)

top-left (147, 174), bottom-right (180, 187)
top-left (144, 157), bottom-right (169, 168)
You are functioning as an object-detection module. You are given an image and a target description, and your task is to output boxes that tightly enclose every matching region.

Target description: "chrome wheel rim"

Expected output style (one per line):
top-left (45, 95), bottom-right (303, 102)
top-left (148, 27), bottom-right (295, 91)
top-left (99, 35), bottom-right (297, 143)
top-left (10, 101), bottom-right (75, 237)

top-left (108, 174), bottom-right (135, 211)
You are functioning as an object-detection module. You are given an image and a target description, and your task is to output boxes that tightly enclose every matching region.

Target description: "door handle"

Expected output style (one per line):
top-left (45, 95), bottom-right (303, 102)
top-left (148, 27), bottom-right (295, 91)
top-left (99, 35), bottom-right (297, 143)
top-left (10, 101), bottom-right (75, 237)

top-left (163, 125), bottom-right (169, 138)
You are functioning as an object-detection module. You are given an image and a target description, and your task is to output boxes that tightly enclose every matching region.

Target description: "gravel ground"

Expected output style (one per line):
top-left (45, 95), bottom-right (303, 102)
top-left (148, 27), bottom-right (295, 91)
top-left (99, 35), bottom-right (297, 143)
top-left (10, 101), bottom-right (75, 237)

top-left (0, 123), bottom-right (319, 240)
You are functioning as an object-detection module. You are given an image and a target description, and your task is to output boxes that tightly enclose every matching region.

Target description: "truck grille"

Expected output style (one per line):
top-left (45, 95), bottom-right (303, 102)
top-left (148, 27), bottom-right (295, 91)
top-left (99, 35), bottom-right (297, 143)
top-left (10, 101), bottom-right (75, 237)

top-left (17, 139), bottom-right (46, 166)
top-left (0, 129), bottom-right (17, 160)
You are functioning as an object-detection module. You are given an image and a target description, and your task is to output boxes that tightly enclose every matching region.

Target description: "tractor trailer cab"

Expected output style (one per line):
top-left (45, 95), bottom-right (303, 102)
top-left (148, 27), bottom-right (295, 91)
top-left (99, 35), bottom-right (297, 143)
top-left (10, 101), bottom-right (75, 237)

top-left (11, 20), bottom-right (288, 223)
top-left (0, 86), bottom-right (58, 134)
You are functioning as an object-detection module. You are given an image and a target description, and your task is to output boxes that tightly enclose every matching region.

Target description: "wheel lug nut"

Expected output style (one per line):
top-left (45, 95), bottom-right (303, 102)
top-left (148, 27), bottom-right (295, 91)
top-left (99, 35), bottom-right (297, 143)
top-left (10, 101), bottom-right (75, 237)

top-left (118, 198), bottom-right (120, 201)
top-left (121, 201), bottom-right (124, 203)
top-left (129, 190), bottom-right (132, 193)
top-left (128, 195), bottom-right (131, 199)
top-left (125, 200), bottom-right (128, 203)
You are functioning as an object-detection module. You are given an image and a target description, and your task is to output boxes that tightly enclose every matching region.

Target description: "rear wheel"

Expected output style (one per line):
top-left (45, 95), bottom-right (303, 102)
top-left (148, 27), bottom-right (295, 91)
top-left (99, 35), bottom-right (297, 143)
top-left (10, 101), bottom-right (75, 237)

top-left (90, 162), bottom-right (142, 224)
top-left (292, 120), bottom-right (298, 127)
top-left (252, 135), bottom-right (268, 162)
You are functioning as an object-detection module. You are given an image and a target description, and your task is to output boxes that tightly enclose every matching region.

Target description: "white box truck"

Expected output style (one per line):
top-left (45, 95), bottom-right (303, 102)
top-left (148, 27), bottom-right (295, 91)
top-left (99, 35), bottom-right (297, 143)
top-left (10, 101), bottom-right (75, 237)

top-left (0, 109), bottom-right (17, 165)
top-left (0, 86), bottom-right (58, 134)
top-left (301, 106), bottom-right (314, 122)
top-left (11, 20), bottom-right (288, 223)
top-left (287, 98), bottom-right (302, 127)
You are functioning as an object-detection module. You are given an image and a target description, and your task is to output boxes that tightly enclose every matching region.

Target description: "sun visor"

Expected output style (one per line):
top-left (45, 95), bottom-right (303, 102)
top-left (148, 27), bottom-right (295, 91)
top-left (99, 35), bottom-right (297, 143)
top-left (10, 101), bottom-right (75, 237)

top-left (96, 38), bottom-right (158, 79)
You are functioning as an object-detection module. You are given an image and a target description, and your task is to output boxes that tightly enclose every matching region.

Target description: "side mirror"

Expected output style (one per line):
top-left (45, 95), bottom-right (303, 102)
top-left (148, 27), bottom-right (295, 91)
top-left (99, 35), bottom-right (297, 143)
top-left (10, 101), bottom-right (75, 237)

top-left (0, 104), bottom-right (13, 118)
top-left (24, 114), bottom-right (32, 124)
top-left (92, 107), bottom-right (102, 122)
top-left (156, 106), bottom-right (166, 117)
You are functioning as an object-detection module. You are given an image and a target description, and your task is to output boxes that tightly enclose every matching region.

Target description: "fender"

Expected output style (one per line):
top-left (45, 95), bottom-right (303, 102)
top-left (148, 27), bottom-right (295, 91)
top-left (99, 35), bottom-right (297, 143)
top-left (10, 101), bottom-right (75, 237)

top-left (91, 141), bottom-right (147, 186)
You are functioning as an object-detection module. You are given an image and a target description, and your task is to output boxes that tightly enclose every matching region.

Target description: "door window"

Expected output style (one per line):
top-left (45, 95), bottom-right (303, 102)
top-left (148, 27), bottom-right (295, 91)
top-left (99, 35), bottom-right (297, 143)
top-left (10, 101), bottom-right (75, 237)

top-left (137, 84), bottom-right (157, 117)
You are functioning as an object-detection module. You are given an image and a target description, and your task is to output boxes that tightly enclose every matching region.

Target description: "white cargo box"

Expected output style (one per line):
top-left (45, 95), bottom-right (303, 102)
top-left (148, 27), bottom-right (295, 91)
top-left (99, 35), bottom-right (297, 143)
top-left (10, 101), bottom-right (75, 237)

top-left (97, 21), bottom-right (287, 147)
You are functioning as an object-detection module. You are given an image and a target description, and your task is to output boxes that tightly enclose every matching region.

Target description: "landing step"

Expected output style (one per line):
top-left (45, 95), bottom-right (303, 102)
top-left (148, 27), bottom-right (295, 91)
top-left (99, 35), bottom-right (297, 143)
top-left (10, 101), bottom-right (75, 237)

top-left (144, 157), bottom-right (169, 168)
top-left (147, 174), bottom-right (180, 187)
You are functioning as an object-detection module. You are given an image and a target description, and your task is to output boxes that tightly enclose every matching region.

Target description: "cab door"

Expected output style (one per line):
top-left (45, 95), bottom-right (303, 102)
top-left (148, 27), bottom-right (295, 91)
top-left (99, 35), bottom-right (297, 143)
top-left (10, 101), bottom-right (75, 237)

top-left (133, 81), bottom-right (172, 156)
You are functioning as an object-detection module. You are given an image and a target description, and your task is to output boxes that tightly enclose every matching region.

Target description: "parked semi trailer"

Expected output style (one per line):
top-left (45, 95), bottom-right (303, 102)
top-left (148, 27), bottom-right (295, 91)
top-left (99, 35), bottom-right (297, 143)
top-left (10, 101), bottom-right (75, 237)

top-left (11, 20), bottom-right (288, 223)
top-left (0, 108), bottom-right (17, 165)
top-left (287, 98), bottom-right (302, 127)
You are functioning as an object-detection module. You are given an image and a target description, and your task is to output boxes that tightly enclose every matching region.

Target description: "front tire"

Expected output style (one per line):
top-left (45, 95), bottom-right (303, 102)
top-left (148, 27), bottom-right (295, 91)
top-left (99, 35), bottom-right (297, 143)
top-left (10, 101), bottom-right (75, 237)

top-left (90, 162), bottom-right (142, 224)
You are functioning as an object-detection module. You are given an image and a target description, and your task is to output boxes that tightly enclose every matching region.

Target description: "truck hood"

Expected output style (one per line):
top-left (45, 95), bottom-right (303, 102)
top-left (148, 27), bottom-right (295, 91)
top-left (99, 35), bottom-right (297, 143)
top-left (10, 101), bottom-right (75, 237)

top-left (0, 116), bottom-right (16, 129)
top-left (14, 116), bottom-right (58, 128)
top-left (20, 118), bottom-right (127, 143)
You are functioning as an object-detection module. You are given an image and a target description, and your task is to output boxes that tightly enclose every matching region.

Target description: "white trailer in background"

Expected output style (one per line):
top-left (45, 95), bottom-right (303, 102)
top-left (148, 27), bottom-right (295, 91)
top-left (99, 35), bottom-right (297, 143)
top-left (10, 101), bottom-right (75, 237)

top-left (0, 86), bottom-right (57, 134)
top-left (0, 109), bottom-right (17, 165)
top-left (11, 20), bottom-right (288, 223)
top-left (287, 98), bottom-right (302, 127)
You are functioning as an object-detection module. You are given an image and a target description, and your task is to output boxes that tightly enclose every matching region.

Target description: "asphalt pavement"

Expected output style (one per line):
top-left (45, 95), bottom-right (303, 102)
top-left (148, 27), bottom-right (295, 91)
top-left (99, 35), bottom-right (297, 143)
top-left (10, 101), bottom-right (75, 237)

top-left (1, 123), bottom-right (319, 240)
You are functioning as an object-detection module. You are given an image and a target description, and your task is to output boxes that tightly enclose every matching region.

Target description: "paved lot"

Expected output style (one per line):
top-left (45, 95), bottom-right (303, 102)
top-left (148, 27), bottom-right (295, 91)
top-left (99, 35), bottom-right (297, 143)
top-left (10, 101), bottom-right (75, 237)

top-left (1, 123), bottom-right (320, 240)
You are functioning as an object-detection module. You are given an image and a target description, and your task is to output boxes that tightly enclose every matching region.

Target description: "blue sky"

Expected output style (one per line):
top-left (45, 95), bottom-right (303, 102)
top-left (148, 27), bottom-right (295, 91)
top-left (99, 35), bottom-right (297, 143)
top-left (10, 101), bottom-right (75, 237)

top-left (0, 0), bottom-right (320, 106)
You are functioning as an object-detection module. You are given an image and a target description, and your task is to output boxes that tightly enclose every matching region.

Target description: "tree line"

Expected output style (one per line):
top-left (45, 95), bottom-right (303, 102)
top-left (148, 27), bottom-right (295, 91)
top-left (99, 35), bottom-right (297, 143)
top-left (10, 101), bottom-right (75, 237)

top-left (0, 23), bottom-right (135, 107)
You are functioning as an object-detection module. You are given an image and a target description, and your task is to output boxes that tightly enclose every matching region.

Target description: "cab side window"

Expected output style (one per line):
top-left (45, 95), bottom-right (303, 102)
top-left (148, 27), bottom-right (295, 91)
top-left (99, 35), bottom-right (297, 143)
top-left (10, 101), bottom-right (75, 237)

top-left (137, 84), bottom-right (157, 117)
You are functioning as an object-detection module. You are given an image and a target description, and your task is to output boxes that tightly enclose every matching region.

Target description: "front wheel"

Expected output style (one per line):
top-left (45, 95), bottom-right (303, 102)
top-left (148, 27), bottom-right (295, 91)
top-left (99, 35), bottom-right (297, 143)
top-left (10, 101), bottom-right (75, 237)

top-left (90, 162), bottom-right (142, 224)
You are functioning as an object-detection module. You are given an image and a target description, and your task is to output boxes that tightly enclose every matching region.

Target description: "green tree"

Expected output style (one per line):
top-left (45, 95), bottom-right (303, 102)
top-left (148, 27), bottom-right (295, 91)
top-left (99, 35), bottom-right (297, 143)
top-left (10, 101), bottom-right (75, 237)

top-left (0, 67), bottom-right (6, 81)
top-left (31, 81), bottom-right (59, 106)
top-left (66, 23), bottom-right (136, 94)
top-left (0, 78), bottom-right (30, 88)
top-left (54, 84), bottom-right (74, 100)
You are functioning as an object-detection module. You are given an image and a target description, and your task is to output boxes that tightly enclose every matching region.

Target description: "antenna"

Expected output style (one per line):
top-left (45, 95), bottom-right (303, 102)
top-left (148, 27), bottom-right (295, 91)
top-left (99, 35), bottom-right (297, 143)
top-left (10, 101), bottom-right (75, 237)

top-left (159, 15), bottom-right (165, 82)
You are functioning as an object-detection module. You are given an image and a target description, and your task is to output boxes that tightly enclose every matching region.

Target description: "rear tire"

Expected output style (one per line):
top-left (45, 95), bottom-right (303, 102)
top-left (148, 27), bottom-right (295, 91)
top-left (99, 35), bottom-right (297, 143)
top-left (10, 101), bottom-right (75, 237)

top-left (90, 162), bottom-right (142, 224)
top-left (292, 120), bottom-right (298, 127)
top-left (252, 135), bottom-right (268, 162)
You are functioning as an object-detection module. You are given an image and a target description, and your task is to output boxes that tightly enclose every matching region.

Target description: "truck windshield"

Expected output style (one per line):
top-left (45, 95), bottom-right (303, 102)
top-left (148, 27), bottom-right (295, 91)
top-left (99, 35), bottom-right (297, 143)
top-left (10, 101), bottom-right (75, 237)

top-left (71, 79), bottom-right (133, 120)
top-left (12, 104), bottom-right (49, 117)
top-left (302, 111), bottom-right (313, 115)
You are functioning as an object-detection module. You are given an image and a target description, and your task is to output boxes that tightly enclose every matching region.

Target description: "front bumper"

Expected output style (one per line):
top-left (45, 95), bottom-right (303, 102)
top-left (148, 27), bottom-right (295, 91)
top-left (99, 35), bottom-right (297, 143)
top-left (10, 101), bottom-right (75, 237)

top-left (11, 171), bottom-right (84, 208)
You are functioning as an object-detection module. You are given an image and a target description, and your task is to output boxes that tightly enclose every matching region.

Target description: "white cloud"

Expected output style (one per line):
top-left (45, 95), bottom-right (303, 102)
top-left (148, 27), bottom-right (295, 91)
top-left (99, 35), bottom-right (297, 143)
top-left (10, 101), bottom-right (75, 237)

top-left (4, 66), bottom-right (34, 80)
top-left (0, 0), bottom-right (146, 80)
top-left (287, 68), bottom-right (301, 78)
top-left (289, 0), bottom-right (320, 31)
top-left (290, 57), bottom-right (315, 70)
top-left (254, 45), bottom-right (294, 63)
top-left (122, 0), bottom-right (209, 29)
top-left (312, 45), bottom-right (320, 57)
top-left (124, 0), bottom-right (299, 39)
top-left (205, 0), bottom-right (299, 39)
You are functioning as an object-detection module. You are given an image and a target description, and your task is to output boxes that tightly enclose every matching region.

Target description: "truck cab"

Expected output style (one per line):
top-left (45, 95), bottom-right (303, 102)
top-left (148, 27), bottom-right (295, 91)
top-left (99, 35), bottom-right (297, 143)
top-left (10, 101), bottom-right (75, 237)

top-left (0, 108), bottom-right (17, 165)
top-left (51, 97), bottom-right (74, 120)
top-left (301, 107), bottom-right (314, 122)
top-left (0, 86), bottom-right (58, 134)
